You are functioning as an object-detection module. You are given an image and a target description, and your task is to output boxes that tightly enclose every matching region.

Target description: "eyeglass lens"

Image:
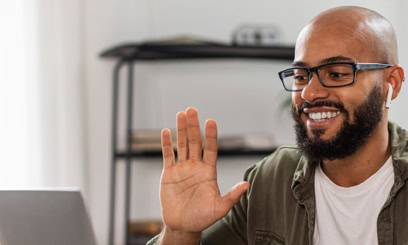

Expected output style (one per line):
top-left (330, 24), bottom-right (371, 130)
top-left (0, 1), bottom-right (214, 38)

top-left (282, 64), bottom-right (354, 91)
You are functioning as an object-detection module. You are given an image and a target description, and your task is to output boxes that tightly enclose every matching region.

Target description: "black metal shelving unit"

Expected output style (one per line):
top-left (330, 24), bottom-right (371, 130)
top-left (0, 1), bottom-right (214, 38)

top-left (100, 39), bottom-right (295, 245)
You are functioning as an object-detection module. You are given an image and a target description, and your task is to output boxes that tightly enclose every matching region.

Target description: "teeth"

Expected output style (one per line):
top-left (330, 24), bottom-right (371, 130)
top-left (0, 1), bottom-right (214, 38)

top-left (308, 111), bottom-right (340, 121)
top-left (327, 111), bottom-right (332, 118)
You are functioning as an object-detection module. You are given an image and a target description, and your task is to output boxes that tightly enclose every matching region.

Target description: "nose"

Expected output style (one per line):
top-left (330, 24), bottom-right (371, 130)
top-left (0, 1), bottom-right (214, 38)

top-left (301, 72), bottom-right (329, 103)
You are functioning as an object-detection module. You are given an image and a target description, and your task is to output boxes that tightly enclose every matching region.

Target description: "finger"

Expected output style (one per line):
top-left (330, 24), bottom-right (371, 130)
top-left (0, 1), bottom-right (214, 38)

top-left (203, 119), bottom-right (218, 166)
top-left (186, 107), bottom-right (202, 161)
top-left (176, 111), bottom-right (188, 162)
top-left (161, 128), bottom-right (175, 168)
top-left (215, 182), bottom-right (250, 219)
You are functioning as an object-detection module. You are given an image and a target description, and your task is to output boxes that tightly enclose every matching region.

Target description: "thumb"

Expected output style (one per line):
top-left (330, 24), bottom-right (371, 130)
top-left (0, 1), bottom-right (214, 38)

top-left (215, 181), bottom-right (250, 219)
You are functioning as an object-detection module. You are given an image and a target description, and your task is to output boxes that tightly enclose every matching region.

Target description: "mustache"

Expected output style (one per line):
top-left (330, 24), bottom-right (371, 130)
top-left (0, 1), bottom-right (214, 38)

top-left (296, 100), bottom-right (346, 115)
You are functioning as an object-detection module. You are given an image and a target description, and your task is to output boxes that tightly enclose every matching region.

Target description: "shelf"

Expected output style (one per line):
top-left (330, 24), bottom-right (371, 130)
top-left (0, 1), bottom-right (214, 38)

top-left (100, 41), bottom-right (294, 61)
top-left (103, 37), bottom-right (294, 245)
top-left (115, 148), bottom-right (276, 159)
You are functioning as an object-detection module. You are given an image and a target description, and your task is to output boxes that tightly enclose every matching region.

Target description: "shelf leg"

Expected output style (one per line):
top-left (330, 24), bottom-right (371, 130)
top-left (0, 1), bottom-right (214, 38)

top-left (108, 60), bottom-right (124, 245)
top-left (124, 61), bottom-right (134, 245)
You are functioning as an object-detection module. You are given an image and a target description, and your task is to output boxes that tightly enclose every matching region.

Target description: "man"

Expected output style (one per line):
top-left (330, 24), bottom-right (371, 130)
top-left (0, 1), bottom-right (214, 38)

top-left (148, 6), bottom-right (406, 245)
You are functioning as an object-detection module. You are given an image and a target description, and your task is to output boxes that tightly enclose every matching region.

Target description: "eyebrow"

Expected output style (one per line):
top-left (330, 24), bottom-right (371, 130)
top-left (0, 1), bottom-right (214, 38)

top-left (292, 56), bottom-right (355, 67)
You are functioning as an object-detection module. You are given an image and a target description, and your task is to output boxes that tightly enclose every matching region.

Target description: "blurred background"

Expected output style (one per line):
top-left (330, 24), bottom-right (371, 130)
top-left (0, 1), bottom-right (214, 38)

top-left (1, 0), bottom-right (407, 244)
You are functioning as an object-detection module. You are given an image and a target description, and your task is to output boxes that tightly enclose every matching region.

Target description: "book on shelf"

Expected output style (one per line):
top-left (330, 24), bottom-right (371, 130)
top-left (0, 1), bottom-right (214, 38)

top-left (218, 134), bottom-right (276, 150)
top-left (131, 130), bottom-right (276, 152)
top-left (131, 129), bottom-right (176, 151)
top-left (129, 220), bottom-right (163, 236)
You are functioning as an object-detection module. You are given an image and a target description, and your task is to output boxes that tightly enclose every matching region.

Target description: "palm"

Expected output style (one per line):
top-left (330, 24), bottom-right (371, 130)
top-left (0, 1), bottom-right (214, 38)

top-left (160, 108), bottom-right (249, 234)
top-left (161, 160), bottom-right (221, 232)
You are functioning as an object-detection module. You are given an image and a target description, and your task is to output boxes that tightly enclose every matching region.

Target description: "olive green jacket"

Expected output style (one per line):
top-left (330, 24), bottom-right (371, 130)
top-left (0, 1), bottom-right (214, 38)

top-left (148, 122), bottom-right (408, 245)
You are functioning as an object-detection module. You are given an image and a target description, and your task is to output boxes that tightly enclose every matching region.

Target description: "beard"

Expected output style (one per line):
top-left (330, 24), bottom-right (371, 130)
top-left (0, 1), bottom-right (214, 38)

top-left (291, 85), bottom-right (384, 162)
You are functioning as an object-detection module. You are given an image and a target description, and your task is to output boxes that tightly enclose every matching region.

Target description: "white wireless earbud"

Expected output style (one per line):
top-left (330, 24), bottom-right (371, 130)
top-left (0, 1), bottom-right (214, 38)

top-left (386, 84), bottom-right (393, 109)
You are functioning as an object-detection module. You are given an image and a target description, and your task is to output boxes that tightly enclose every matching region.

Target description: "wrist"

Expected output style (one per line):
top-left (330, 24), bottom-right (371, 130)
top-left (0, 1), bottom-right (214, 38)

top-left (159, 226), bottom-right (201, 245)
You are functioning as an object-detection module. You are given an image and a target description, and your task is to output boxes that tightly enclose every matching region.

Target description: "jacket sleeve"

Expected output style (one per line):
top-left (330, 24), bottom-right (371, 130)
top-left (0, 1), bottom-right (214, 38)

top-left (201, 164), bottom-right (258, 245)
top-left (146, 235), bottom-right (160, 245)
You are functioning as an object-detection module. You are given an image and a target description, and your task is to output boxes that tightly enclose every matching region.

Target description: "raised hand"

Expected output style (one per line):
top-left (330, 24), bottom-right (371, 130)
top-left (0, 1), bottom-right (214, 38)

top-left (159, 107), bottom-right (249, 240)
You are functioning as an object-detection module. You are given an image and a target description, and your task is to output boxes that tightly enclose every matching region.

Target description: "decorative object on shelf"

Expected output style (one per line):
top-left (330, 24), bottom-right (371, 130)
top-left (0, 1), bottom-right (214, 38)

top-left (232, 24), bottom-right (283, 46)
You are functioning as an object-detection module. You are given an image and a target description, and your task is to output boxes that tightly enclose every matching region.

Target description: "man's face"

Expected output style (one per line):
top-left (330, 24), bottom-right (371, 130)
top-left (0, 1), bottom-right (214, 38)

top-left (291, 84), bottom-right (383, 161)
top-left (292, 23), bottom-right (386, 161)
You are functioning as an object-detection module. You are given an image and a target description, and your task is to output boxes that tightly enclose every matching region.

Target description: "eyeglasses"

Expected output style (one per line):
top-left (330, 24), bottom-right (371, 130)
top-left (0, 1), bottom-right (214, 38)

top-left (278, 62), bottom-right (393, 92)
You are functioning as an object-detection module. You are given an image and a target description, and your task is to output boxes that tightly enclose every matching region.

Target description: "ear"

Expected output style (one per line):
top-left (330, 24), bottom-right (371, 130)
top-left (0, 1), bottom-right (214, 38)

top-left (385, 65), bottom-right (404, 101)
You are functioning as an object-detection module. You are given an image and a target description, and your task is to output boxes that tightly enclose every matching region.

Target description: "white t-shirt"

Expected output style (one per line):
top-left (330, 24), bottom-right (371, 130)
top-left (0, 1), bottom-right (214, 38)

top-left (313, 157), bottom-right (394, 245)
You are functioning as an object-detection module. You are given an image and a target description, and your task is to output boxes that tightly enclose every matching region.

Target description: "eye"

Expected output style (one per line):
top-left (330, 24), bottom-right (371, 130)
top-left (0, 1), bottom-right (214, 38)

top-left (322, 64), bottom-right (354, 80)
top-left (294, 75), bottom-right (308, 84)
top-left (294, 75), bottom-right (307, 80)
top-left (330, 72), bottom-right (346, 78)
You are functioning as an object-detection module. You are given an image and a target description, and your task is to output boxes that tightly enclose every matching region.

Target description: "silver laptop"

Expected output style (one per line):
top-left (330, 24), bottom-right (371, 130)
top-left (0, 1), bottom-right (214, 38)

top-left (0, 188), bottom-right (97, 245)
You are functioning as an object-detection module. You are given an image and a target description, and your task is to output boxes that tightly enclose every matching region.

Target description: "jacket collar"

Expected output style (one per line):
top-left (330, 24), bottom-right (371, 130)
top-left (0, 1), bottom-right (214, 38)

top-left (384, 121), bottom-right (408, 207)
top-left (291, 155), bottom-right (315, 203)
top-left (388, 121), bottom-right (408, 181)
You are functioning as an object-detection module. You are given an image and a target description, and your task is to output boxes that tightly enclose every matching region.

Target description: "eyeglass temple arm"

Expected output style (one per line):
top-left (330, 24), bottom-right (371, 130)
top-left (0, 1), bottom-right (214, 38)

top-left (356, 63), bottom-right (393, 71)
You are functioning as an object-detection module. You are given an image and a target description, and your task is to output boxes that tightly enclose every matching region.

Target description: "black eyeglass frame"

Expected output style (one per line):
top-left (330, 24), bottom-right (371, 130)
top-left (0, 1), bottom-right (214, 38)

top-left (278, 62), bottom-right (393, 92)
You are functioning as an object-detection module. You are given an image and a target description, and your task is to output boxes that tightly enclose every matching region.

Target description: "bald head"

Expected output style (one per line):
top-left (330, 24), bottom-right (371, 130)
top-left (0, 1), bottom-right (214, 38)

top-left (296, 6), bottom-right (398, 64)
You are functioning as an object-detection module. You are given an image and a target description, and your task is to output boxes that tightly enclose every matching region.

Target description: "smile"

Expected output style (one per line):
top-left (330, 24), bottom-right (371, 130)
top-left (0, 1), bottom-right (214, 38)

top-left (307, 111), bottom-right (341, 122)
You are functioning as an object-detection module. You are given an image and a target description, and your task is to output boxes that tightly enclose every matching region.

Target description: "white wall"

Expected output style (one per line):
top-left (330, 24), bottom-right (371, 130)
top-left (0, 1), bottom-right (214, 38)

top-left (84, 1), bottom-right (408, 244)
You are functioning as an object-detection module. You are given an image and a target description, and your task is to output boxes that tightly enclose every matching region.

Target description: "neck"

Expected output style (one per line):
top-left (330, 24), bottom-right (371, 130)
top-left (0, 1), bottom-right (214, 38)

top-left (321, 119), bottom-right (391, 187)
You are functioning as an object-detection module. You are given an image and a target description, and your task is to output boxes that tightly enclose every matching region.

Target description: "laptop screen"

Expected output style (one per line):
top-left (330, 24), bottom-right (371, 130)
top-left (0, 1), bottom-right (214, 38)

top-left (0, 189), bottom-right (97, 245)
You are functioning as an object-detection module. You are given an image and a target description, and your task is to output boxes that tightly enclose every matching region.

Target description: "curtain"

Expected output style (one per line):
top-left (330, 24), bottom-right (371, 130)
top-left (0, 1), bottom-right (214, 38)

top-left (0, 1), bottom-right (88, 196)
